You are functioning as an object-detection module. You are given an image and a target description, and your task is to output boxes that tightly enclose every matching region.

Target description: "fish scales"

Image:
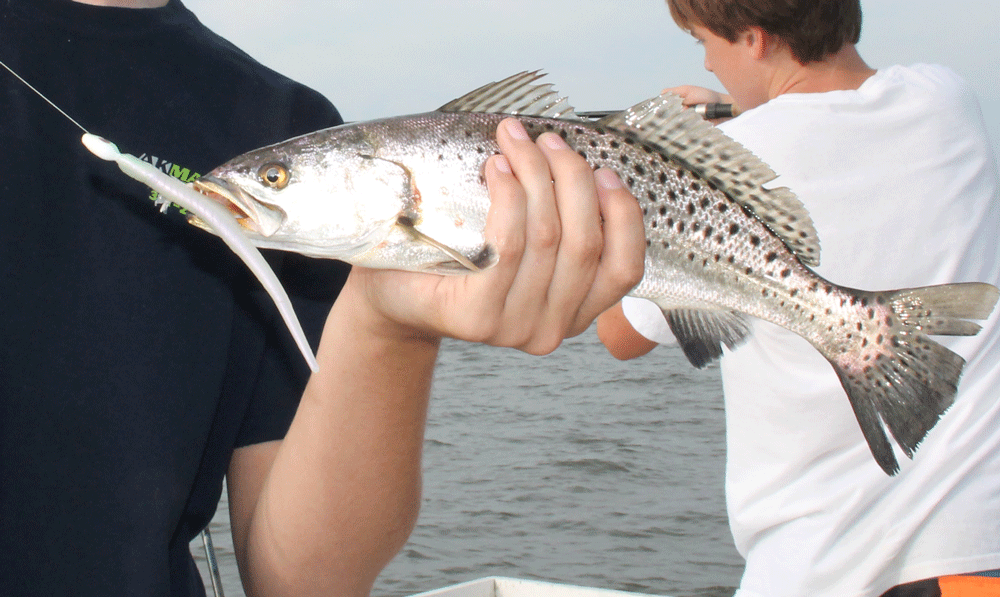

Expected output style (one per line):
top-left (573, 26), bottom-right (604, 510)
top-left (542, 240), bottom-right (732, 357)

top-left (190, 72), bottom-right (998, 475)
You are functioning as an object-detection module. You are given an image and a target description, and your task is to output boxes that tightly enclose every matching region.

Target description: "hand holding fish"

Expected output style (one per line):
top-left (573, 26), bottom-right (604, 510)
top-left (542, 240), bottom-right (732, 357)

top-left (262, 122), bottom-right (644, 595)
top-left (664, 85), bottom-right (739, 123)
top-left (346, 117), bottom-right (646, 356)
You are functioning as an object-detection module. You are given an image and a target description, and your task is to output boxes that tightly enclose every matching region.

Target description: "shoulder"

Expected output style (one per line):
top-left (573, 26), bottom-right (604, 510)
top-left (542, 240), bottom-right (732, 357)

top-left (866, 64), bottom-right (982, 117)
top-left (171, 6), bottom-right (343, 137)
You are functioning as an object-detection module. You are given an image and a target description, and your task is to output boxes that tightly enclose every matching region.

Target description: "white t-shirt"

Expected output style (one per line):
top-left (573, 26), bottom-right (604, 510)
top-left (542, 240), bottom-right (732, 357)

top-left (623, 64), bottom-right (1000, 597)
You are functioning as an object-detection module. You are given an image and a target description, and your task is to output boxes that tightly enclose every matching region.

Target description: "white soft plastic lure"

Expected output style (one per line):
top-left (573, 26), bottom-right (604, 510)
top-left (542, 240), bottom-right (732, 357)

top-left (81, 133), bottom-right (319, 372)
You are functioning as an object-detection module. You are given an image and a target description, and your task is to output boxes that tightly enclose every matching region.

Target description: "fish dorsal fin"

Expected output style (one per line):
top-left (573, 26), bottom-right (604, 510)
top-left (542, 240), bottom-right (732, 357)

top-left (599, 94), bottom-right (821, 266)
top-left (438, 71), bottom-right (582, 120)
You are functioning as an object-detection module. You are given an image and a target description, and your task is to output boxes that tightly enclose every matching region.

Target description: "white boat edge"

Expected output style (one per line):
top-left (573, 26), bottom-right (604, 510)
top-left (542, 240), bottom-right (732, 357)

top-left (405, 577), bottom-right (672, 597)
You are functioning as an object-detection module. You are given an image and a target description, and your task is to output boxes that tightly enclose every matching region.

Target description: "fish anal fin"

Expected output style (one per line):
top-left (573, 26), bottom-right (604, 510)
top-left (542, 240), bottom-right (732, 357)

top-left (664, 308), bottom-right (751, 368)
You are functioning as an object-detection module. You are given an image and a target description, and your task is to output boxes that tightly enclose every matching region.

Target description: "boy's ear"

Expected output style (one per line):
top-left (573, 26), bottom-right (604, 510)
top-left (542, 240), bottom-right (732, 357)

top-left (744, 26), bottom-right (771, 60)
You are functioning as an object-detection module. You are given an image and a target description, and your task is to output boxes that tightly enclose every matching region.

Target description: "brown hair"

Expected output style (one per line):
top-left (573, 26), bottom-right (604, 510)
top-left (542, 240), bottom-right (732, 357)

top-left (666, 0), bottom-right (863, 64)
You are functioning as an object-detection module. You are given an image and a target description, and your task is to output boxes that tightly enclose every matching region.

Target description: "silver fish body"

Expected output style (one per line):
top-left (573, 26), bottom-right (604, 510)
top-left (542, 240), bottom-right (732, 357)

top-left (192, 72), bottom-right (998, 475)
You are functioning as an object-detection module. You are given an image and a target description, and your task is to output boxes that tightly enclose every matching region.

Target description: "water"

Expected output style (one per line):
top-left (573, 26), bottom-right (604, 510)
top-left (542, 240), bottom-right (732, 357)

top-left (192, 329), bottom-right (743, 597)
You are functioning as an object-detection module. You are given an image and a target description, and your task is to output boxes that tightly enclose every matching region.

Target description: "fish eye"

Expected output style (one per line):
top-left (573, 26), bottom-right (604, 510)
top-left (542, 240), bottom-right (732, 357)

top-left (258, 162), bottom-right (290, 189)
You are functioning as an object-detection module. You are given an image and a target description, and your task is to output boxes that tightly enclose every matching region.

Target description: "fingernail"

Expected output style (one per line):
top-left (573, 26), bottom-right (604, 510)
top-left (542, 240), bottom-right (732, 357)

top-left (595, 168), bottom-right (624, 190)
top-left (505, 119), bottom-right (530, 141)
top-left (541, 133), bottom-right (570, 151)
top-left (493, 154), bottom-right (512, 174)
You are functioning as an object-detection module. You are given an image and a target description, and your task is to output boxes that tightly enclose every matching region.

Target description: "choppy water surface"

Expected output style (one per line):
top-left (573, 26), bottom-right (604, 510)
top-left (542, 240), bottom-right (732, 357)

top-left (193, 330), bottom-right (743, 597)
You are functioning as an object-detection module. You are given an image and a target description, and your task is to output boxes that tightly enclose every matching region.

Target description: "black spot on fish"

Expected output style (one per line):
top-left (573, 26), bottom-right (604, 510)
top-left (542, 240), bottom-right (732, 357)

top-left (610, 141), bottom-right (620, 149)
top-left (601, 150), bottom-right (609, 159)
top-left (750, 235), bottom-right (761, 246)
top-left (765, 252), bottom-right (778, 262)
top-left (717, 202), bottom-right (729, 213)
top-left (634, 165), bottom-right (645, 176)
top-left (729, 223), bottom-right (740, 235)
top-left (686, 202), bottom-right (696, 215)
top-left (648, 191), bottom-right (658, 202)
top-left (659, 206), bottom-right (667, 216)
top-left (677, 221), bottom-right (685, 233)
top-left (666, 217), bottom-right (674, 228)
top-left (781, 269), bottom-right (791, 278)
top-left (704, 225), bottom-right (714, 238)
top-left (668, 190), bottom-right (678, 201)
top-left (621, 155), bottom-right (630, 166)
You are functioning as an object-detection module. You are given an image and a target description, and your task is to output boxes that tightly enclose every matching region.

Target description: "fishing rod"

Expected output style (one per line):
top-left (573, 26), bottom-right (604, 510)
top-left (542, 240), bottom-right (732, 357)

top-left (578, 103), bottom-right (739, 120)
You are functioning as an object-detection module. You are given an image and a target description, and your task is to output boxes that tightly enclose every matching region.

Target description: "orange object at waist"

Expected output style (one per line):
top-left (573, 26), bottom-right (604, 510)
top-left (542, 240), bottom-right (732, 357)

top-left (939, 574), bottom-right (1000, 597)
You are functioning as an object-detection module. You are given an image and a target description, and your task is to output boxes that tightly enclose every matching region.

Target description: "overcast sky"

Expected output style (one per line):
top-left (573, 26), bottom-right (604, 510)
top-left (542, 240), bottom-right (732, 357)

top-left (184, 0), bottom-right (998, 158)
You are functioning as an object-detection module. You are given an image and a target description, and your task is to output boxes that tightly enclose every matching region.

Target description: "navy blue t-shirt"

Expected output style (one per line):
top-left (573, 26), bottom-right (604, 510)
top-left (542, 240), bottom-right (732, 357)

top-left (0, 0), bottom-right (350, 594)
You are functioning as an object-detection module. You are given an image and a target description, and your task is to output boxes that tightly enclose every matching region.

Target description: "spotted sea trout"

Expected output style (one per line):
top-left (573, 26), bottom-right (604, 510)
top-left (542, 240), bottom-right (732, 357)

top-left (191, 72), bottom-right (998, 475)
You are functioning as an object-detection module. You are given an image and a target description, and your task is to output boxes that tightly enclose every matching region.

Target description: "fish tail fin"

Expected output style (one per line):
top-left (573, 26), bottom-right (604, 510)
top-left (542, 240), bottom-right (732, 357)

top-left (830, 282), bottom-right (998, 475)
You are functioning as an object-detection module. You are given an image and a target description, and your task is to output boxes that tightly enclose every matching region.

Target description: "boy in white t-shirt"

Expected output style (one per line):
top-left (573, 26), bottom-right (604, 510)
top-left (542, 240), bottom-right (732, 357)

top-left (598, 1), bottom-right (1000, 596)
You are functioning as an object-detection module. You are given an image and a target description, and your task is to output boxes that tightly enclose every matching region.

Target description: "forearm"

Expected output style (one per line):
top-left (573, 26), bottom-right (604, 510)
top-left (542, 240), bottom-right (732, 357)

top-left (241, 273), bottom-right (439, 597)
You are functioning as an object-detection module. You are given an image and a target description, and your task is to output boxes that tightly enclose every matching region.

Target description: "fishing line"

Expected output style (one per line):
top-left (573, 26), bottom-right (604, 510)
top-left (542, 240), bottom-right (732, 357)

top-left (0, 58), bottom-right (90, 133)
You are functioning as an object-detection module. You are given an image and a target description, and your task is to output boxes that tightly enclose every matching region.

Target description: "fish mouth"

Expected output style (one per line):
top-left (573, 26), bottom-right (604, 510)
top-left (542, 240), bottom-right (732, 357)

top-left (189, 175), bottom-right (285, 237)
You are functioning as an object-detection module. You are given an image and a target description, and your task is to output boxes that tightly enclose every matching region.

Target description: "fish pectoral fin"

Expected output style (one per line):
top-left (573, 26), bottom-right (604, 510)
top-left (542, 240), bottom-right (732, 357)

top-left (395, 216), bottom-right (482, 273)
top-left (663, 308), bottom-right (751, 368)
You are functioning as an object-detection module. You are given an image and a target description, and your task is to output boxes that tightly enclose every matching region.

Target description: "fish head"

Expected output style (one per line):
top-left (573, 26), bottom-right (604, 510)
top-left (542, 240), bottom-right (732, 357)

top-left (190, 127), bottom-right (415, 261)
